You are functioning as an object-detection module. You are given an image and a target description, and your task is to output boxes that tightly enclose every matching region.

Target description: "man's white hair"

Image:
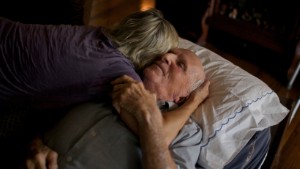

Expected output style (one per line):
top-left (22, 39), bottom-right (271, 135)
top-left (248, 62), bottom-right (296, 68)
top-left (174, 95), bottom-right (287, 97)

top-left (189, 79), bottom-right (204, 93)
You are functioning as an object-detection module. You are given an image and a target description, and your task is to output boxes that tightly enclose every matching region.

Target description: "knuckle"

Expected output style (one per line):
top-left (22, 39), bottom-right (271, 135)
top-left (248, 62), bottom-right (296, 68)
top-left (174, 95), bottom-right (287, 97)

top-left (25, 159), bottom-right (34, 169)
top-left (34, 153), bottom-right (44, 160)
top-left (128, 83), bottom-right (134, 88)
top-left (137, 82), bottom-right (144, 87)
top-left (49, 151), bottom-right (58, 158)
top-left (124, 86), bottom-right (131, 93)
top-left (119, 94), bottom-right (125, 101)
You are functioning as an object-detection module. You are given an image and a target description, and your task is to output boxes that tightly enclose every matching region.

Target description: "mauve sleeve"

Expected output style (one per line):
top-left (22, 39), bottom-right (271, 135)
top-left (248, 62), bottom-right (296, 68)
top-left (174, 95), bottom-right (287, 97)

top-left (0, 17), bottom-right (36, 105)
top-left (0, 18), bottom-right (92, 107)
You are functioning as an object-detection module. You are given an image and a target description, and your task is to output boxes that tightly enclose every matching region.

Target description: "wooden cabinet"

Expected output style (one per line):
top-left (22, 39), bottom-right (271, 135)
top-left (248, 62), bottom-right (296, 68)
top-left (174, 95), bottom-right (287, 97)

top-left (202, 0), bottom-right (299, 52)
top-left (200, 0), bottom-right (300, 83)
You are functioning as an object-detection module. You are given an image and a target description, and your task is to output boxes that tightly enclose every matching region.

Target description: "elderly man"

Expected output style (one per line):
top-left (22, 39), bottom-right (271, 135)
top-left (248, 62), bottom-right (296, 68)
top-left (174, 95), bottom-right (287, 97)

top-left (25, 48), bottom-right (210, 169)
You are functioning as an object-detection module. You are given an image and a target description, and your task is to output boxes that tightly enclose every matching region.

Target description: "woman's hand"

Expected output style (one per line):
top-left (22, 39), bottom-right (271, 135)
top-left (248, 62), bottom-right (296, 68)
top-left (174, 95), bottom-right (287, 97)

top-left (185, 80), bottom-right (210, 106)
top-left (22, 137), bottom-right (58, 169)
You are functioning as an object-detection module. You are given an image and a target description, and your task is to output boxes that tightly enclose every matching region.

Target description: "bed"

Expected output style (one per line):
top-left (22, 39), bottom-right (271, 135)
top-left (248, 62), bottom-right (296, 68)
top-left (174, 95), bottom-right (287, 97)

top-left (0, 0), bottom-right (289, 167)
top-left (42, 39), bottom-right (289, 169)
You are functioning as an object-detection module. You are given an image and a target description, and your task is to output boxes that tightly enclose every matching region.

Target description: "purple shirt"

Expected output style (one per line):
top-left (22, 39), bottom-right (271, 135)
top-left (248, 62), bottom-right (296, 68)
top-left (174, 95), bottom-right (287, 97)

top-left (0, 17), bottom-right (141, 109)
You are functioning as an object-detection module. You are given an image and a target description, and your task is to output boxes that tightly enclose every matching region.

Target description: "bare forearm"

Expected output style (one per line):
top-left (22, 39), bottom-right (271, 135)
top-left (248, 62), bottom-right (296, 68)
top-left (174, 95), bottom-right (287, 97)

top-left (162, 98), bottom-right (200, 145)
top-left (162, 80), bottom-right (210, 145)
top-left (138, 113), bottom-right (177, 169)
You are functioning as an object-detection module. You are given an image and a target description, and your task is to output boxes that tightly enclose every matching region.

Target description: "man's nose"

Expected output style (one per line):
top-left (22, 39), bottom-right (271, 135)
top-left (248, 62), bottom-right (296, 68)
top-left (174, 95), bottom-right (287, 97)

top-left (163, 53), bottom-right (176, 65)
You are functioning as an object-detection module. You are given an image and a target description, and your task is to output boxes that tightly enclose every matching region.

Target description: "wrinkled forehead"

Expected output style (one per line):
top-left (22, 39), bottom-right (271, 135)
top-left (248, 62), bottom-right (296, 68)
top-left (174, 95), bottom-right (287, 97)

top-left (171, 48), bottom-right (201, 62)
top-left (180, 49), bottom-right (206, 83)
top-left (174, 48), bottom-right (204, 74)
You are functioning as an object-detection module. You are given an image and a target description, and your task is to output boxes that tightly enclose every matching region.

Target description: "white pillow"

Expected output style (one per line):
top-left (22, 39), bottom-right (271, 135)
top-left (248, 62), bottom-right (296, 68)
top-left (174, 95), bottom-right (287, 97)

top-left (179, 39), bottom-right (289, 169)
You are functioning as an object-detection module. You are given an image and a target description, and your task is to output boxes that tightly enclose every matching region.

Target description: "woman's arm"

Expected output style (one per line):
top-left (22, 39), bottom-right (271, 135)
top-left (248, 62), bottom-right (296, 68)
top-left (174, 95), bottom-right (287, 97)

top-left (162, 80), bottom-right (210, 145)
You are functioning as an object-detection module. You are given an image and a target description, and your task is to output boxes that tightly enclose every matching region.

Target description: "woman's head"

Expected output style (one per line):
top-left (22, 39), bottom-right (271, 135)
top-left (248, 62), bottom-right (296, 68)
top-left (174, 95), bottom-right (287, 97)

top-left (107, 8), bottom-right (179, 70)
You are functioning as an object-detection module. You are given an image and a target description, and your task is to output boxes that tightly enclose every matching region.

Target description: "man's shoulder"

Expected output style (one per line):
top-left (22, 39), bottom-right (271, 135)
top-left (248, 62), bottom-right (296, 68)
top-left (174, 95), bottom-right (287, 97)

top-left (170, 118), bottom-right (202, 146)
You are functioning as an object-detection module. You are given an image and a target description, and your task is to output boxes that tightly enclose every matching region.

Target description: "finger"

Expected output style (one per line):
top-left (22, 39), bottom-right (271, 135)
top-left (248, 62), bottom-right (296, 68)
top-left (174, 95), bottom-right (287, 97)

top-left (110, 83), bottom-right (124, 99)
top-left (46, 151), bottom-right (58, 169)
top-left (25, 159), bottom-right (35, 169)
top-left (111, 90), bottom-right (125, 113)
top-left (112, 101), bottom-right (121, 113)
top-left (111, 75), bottom-right (136, 85)
top-left (202, 80), bottom-right (210, 89)
top-left (195, 80), bottom-right (210, 91)
top-left (205, 80), bottom-right (210, 85)
top-left (111, 87), bottom-right (125, 100)
top-left (112, 81), bottom-right (143, 97)
top-left (112, 83), bottom-right (128, 92)
top-left (34, 153), bottom-right (47, 169)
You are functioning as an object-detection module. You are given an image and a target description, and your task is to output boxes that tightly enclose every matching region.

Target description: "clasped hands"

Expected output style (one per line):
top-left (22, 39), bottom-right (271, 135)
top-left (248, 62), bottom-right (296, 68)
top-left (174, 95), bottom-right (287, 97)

top-left (111, 75), bottom-right (161, 135)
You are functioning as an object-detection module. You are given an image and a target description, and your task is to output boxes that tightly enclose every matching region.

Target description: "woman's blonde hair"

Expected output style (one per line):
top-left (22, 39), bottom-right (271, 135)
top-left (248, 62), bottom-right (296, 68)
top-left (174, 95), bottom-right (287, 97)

top-left (106, 8), bottom-right (179, 70)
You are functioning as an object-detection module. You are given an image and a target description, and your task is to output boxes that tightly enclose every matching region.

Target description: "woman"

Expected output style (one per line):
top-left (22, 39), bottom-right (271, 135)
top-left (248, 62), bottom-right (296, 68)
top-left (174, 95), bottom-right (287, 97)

top-left (0, 8), bottom-right (178, 109)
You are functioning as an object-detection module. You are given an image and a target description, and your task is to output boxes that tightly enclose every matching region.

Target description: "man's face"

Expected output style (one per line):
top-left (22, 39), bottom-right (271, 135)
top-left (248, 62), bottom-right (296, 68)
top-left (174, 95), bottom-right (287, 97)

top-left (143, 48), bottom-right (205, 103)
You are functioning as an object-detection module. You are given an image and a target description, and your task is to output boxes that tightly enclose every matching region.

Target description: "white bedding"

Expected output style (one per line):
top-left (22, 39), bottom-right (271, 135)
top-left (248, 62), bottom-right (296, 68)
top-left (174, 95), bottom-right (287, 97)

top-left (179, 38), bottom-right (289, 168)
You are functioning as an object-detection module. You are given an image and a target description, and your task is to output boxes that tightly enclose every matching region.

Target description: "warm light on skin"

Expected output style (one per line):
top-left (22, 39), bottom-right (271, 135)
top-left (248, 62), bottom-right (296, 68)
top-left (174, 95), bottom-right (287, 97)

top-left (140, 0), bottom-right (155, 11)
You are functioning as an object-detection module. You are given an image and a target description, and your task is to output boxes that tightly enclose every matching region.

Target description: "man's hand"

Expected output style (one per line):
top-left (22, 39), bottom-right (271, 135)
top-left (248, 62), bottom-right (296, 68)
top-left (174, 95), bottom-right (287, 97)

top-left (22, 137), bottom-right (58, 169)
top-left (111, 75), bottom-right (160, 134)
top-left (111, 75), bottom-right (177, 169)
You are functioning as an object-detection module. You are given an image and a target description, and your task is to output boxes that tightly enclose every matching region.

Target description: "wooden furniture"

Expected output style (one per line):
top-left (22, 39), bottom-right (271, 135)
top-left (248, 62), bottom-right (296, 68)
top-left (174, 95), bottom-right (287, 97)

top-left (287, 41), bottom-right (300, 125)
top-left (199, 0), bottom-right (299, 50)
top-left (198, 0), bottom-right (300, 82)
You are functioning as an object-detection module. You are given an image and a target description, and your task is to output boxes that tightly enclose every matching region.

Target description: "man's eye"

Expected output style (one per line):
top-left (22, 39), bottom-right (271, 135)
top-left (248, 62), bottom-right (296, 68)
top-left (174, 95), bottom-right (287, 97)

top-left (179, 63), bottom-right (185, 69)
